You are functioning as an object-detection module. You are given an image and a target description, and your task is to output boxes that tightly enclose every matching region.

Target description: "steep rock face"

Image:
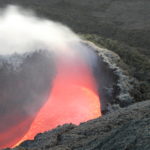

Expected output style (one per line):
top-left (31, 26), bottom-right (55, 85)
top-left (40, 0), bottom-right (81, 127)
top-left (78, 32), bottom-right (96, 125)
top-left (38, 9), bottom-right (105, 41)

top-left (84, 41), bottom-right (136, 111)
top-left (9, 100), bottom-right (150, 150)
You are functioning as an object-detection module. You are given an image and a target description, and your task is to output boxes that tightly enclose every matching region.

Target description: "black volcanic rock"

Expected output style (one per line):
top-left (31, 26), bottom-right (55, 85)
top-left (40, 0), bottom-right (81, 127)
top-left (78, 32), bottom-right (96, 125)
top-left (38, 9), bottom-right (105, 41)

top-left (10, 100), bottom-right (150, 150)
top-left (84, 41), bottom-right (136, 111)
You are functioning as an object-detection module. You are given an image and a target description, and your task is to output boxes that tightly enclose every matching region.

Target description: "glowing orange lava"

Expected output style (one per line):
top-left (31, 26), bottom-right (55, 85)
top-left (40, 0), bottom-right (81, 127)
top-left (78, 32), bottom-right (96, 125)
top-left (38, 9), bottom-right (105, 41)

top-left (0, 52), bottom-right (101, 149)
top-left (0, 116), bottom-right (33, 149)
top-left (14, 56), bottom-right (101, 147)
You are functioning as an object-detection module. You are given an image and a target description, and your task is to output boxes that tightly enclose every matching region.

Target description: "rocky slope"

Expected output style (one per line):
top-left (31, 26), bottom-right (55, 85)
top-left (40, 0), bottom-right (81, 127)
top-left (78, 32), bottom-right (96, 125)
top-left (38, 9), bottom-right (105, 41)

top-left (85, 41), bottom-right (135, 107)
top-left (8, 100), bottom-right (150, 150)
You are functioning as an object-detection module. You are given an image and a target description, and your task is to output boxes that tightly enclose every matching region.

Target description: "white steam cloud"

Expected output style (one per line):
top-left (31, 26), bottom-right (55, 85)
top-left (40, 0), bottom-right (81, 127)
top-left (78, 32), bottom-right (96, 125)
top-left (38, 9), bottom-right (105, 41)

top-left (0, 5), bottom-right (80, 55)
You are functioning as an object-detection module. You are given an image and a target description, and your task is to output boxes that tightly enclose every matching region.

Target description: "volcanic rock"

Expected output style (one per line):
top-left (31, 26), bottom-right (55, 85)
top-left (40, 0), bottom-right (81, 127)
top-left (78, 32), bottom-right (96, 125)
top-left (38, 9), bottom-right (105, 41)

top-left (83, 41), bottom-right (136, 112)
top-left (8, 100), bottom-right (150, 150)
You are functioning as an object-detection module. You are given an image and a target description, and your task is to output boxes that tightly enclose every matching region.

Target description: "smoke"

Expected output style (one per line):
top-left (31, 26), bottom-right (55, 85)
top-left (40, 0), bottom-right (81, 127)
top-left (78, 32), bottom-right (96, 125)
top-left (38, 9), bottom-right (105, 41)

top-left (0, 5), bottom-right (79, 55)
top-left (0, 5), bottom-right (100, 71)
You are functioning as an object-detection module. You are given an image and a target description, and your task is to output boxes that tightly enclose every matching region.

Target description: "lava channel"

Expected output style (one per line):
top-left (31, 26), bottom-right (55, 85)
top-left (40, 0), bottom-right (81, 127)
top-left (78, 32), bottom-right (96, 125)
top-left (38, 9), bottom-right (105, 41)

top-left (1, 51), bottom-right (101, 149)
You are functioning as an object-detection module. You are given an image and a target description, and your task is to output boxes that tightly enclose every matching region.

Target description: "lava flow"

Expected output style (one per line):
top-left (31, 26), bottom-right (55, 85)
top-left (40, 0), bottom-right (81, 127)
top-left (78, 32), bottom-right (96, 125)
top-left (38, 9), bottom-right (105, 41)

top-left (14, 52), bottom-right (101, 147)
top-left (1, 50), bottom-right (101, 149)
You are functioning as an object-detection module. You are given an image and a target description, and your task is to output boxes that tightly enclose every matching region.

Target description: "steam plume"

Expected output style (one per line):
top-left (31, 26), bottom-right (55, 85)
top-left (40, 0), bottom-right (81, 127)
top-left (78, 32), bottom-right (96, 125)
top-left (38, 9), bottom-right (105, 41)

top-left (0, 5), bottom-right (79, 55)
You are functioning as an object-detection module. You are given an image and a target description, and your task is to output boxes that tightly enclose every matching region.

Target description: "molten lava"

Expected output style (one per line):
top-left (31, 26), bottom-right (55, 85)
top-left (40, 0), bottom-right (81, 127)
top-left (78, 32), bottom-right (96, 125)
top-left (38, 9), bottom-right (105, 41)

top-left (0, 52), bottom-right (101, 149)
top-left (14, 56), bottom-right (101, 146)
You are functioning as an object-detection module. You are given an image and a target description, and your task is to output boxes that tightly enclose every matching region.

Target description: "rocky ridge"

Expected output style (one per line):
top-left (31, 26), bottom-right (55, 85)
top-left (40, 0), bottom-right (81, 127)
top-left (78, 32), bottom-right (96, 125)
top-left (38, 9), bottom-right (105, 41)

top-left (9, 100), bottom-right (150, 150)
